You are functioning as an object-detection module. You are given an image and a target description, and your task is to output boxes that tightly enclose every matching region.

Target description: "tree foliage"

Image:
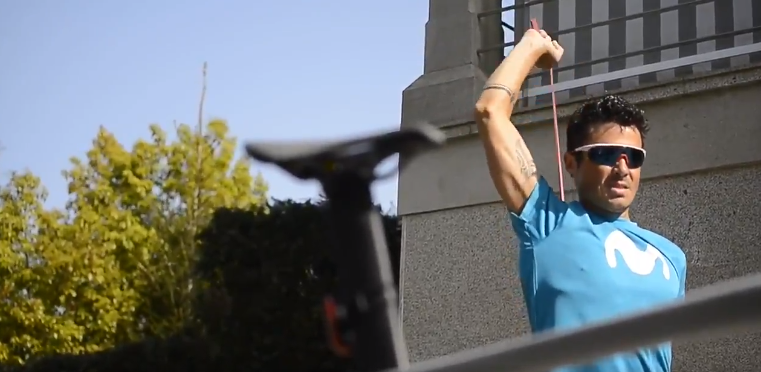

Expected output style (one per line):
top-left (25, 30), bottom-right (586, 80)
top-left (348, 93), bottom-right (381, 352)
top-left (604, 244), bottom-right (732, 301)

top-left (0, 118), bottom-right (268, 365)
top-left (192, 201), bottom-right (399, 371)
top-left (63, 120), bottom-right (267, 338)
top-left (4, 200), bottom-right (401, 372)
top-left (194, 201), bottom-right (345, 371)
top-left (0, 171), bottom-right (138, 363)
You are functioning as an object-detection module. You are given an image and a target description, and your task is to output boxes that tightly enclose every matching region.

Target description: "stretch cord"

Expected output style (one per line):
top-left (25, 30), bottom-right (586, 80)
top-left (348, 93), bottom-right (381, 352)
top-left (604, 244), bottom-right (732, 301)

top-left (549, 64), bottom-right (565, 202)
top-left (530, 19), bottom-right (565, 201)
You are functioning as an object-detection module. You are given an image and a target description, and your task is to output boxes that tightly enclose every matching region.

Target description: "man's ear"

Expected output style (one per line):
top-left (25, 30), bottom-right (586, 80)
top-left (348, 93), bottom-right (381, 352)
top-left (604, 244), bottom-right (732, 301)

top-left (564, 152), bottom-right (577, 178)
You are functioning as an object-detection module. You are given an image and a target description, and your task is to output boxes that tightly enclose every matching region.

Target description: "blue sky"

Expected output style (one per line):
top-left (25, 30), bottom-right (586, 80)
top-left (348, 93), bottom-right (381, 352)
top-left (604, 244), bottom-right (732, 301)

top-left (0, 1), bottom-right (433, 212)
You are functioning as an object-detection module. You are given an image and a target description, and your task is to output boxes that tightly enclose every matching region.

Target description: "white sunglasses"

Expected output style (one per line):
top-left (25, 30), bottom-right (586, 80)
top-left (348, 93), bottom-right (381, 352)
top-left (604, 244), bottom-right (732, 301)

top-left (572, 143), bottom-right (647, 169)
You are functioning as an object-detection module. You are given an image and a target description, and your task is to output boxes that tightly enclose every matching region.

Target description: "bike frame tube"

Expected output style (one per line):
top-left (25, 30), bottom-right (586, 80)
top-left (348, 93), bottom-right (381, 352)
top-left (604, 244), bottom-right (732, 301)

top-left (322, 171), bottom-right (410, 371)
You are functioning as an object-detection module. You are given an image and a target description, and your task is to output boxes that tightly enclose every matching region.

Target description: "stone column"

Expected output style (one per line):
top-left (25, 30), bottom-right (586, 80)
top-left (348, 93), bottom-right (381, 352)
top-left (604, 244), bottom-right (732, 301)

top-left (399, 0), bottom-right (503, 132)
top-left (396, 0), bottom-right (503, 362)
top-left (398, 0), bottom-right (502, 218)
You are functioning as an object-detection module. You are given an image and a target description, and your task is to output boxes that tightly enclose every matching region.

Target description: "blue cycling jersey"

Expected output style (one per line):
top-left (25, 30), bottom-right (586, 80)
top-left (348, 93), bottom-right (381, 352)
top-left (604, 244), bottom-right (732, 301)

top-left (510, 177), bottom-right (687, 372)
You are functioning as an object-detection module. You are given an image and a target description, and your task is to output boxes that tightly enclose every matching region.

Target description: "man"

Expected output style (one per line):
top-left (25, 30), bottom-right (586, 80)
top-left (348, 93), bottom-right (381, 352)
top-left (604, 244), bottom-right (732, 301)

top-left (474, 28), bottom-right (687, 372)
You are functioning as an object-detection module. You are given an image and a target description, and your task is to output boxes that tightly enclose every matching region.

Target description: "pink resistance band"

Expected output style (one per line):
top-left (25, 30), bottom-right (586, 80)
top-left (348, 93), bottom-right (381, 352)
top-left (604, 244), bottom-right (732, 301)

top-left (530, 18), bottom-right (565, 201)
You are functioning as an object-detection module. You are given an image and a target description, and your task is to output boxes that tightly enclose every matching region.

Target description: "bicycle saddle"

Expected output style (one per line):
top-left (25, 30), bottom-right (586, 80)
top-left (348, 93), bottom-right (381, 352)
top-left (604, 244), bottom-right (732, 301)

top-left (244, 123), bottom-right (446, 181)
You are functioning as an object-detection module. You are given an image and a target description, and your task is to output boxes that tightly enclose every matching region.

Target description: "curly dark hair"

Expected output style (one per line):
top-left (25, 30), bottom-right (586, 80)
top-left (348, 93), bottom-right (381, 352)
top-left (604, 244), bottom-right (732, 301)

top-left (566, 94), bottom-right (649, 152)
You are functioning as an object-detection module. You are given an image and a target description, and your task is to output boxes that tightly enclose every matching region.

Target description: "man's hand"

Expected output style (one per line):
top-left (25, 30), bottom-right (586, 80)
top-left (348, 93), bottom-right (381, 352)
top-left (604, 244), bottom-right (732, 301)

top-left (520, 28), bottom-right (564, 70)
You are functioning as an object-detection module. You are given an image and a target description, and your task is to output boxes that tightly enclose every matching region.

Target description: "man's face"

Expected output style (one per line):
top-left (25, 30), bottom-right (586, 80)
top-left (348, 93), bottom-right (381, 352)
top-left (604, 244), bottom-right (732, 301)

top-left (564, 122), bottom-right (644, 216)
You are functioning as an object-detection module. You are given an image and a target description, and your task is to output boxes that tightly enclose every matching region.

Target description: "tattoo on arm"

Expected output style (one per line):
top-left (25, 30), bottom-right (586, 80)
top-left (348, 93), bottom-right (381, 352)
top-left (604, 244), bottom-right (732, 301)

top-left (514, 139), bottom-right (537, 178)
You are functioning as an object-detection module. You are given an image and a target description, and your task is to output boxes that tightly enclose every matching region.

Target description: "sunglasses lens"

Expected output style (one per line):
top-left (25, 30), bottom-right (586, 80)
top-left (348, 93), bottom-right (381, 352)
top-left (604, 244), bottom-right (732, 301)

top-left (626, 148), bottom-right (645, 168)
top-left (587, 146), bottom-right (645, 168)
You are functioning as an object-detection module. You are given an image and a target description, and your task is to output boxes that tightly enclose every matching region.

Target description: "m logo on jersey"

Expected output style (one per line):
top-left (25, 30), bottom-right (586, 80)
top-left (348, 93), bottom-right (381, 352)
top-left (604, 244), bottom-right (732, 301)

top-left (604, 230), bottom-right (671, 280)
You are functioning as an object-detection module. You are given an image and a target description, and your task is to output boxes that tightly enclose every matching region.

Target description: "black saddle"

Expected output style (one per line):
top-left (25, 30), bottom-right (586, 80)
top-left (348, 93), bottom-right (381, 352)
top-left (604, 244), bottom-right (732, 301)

top-left (244, 123), bottom-right (445, 180)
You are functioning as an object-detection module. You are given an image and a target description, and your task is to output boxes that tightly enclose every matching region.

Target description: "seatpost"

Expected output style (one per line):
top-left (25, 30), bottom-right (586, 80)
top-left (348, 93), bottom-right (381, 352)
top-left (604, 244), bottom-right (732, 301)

top-left (321, 170), bottom-right (409, 372)
top-left (244, 124), bottom-right (444, 372)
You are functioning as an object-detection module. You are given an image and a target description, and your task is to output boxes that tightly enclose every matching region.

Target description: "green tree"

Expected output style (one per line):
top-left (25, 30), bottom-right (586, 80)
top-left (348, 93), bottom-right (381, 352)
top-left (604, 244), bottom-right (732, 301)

top-left (0, 117), bottom-right (268, 365)
top-left (60, 63), bottom-right (268, 339)
top-left (0, 172), bottom-right (139, 364)
top-left (62, 118), bottom-right (268, 340)
top-left (0, 63), bottom-right (269, 365)
top-left (3, 198), bottom-right (400, 372)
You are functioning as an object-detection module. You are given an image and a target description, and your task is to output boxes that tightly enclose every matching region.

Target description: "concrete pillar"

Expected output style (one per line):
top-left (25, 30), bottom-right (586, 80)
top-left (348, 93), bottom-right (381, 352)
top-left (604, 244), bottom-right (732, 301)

top-left (399, 0), bottom-right (503, 132)
top-left (396, 0), bottom-right (504, 362)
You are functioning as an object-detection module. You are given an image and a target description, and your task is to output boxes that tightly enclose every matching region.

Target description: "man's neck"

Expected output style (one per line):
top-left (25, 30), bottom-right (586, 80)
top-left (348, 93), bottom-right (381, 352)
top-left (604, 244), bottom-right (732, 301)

top-left (580, 199), bottom-right (630, 221)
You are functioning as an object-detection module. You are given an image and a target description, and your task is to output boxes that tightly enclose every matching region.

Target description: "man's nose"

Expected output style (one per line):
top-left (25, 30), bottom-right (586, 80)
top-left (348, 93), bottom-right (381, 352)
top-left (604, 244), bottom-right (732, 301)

top-left (614, 154), bottom-right (630, 176)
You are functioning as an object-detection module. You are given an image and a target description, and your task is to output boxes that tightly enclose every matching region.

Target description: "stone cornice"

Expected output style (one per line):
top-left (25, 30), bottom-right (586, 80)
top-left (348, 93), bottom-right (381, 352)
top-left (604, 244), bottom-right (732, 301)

top-left (440, 63), bottom-right (761, 139)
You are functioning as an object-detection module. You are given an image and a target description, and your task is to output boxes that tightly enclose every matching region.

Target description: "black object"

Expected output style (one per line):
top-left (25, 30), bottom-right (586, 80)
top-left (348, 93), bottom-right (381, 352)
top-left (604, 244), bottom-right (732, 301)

top-left (246, 124), bottom-right (445, 372)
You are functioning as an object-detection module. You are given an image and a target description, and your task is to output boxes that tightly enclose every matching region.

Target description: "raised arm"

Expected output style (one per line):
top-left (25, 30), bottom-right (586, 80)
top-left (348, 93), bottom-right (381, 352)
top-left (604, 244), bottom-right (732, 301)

top-left (474, 29), bottom-right (563, 214)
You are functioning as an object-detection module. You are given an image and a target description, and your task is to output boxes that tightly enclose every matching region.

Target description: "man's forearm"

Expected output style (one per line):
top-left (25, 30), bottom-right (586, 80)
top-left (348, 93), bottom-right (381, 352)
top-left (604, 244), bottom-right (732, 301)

top-left (478, 41), bottom-right (542, 118)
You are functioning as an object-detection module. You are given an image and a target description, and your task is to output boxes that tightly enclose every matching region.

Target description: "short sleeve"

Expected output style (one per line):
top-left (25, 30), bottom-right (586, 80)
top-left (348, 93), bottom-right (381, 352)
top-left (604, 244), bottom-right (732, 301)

top-left (508, 177), bottom-right (568, 247)
top-left (678, 259), bottom-right (687, 298)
